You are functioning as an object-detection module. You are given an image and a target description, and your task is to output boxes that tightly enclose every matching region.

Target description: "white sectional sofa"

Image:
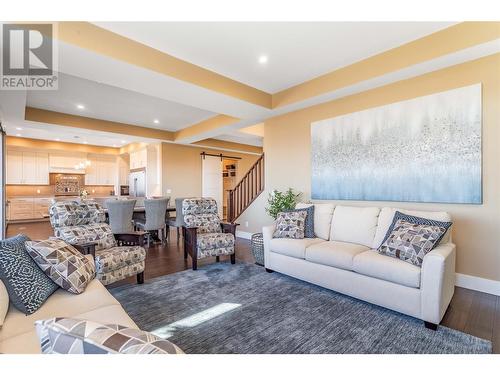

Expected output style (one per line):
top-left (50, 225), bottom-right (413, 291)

top-left (262, 203), bottom-right (456, 328)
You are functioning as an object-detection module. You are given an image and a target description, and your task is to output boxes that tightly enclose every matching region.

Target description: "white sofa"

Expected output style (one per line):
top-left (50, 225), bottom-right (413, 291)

top-left (0, 255), bottom-right (182, 354)
top-left (262, 204), bottom-right (456, 328)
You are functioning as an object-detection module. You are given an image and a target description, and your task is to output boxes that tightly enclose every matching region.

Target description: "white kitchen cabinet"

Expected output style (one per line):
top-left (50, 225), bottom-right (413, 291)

top-left (6, 150), bottom-right (49, 185)
top-left (130, 148), bottom-right (147, 169)
top-left (86, 155), bottom-right (117, 186)
top-left (6, 151), bottom-right (23, 184)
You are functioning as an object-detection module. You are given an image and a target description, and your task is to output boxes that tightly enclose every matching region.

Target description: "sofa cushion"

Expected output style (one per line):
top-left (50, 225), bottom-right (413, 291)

top-left (270, 238), bottom-right (324, 259)
top-left (305, 241), bottom-right (369, 271)
top-left (353, 250), bottom-right (421, 288)
top-left (36, 317), bottom-right (182, 354)
top-left (0, 234), bottom-right (59, 315)
top-left (0, 278), bottom-right (121, 342)
top-left (0, 280), bottom-right (8, 327)
top-left (0, 304), bottom-right (139, 354)
top-left (296, 203), bottom-right (335, 240)
top-left (330, 206), bottom-right (380, 247)
top-left (285, 205), bottom-right (315, 238)
top-left (373, 207), bottom-right (452, 248)
top-left (25, 239), bottom-right (96, 294)
top-left (273, 211), bottom-right (307, 239)
top-left (55, 222), bottom-right (117, 251)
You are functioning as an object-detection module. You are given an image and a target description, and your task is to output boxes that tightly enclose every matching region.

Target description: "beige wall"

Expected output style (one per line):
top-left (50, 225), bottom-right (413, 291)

top-left (161, 142), bottom-right (261, 203)
top-left (240, 53), bottom-right (500, 282)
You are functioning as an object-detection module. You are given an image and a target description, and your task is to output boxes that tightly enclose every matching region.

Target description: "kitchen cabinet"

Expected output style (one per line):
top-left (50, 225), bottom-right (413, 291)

top-left (7, 197), bottom-right (52, 221)
top-left (130, 149), bottom-right (147, 169)
top-left (85, 155), bottom-right (117, 186)
top-left (49, 154), bottom-right (86, 171)
top-left (6, 151), bottom-right (49, 185)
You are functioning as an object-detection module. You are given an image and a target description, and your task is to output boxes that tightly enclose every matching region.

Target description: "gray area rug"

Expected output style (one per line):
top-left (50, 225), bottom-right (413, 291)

top-left (110, 263), bottom-right (492, 354)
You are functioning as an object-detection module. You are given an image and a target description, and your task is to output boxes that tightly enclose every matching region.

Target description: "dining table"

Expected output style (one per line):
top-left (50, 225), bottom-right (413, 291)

top-left (103, 205), bottom-right (176, 221)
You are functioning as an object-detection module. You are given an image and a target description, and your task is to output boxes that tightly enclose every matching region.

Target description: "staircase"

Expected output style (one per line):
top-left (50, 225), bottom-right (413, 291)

top-left (227, 153), bottom-right (264, 223)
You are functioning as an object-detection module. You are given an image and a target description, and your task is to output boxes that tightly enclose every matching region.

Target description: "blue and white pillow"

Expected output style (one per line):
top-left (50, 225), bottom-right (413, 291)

top-left (0, 234), bottom-right (59, 314)
top-left (284, 205), bottom-right (315, 238)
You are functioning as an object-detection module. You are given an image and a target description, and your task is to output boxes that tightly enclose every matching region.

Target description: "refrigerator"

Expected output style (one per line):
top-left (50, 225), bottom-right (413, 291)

top-left (129, 169), bottom-right (146, 197)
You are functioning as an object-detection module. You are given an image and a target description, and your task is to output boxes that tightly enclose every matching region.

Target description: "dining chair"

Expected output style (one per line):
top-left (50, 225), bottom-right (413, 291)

top-left (106, 199), bottom-right (136, 234)
top-left (134, 198), bottom-right (169, 246)
top-left (166, 197), bottom-right (191, 243)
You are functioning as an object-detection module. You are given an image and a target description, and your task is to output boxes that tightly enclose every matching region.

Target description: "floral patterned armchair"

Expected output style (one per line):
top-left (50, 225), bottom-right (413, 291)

top-left (182, 198), bottom-right (238, 270)
top-left (49, 201), bottom-right (146, 285)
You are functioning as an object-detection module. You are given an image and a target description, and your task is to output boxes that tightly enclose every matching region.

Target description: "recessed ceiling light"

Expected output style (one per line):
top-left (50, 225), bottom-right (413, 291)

top-left (258, 55), bottom-right (268, 64)
top-left (83, 141), bottom-right (88, 144)
top-left (55, 138), bottom-right (60, 141)
top-left (16, 127), bottom-right (22, 130)
top-left (16, 133), bottom-right (21, 137)
top-left (121, 140), bottom-right (126, 144)
top-left (112, 144), bottom-right (117, 147)
top-left (153, 119), bottom-right (159, 124)
top-left (76, 104), bottom-right (85, 110)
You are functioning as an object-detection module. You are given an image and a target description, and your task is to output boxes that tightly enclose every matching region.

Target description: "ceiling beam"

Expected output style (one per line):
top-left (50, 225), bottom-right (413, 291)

top-left (174, 114), bottom-right (240, 143)
top-left (272, 22), bottom-right (500, 108)
top-left (57, 22), bottom-right (272, 109)
top-left (24, 107), bottom-right (175, 142)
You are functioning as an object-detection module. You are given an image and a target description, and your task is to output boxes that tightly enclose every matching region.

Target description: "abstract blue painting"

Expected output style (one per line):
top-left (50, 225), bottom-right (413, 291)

top-left (311, 84), bottom-right (482, 204)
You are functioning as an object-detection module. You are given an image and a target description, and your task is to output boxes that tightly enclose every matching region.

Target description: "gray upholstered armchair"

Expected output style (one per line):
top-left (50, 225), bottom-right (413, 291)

top-left (49, 201), bottom-right (146, 285)
top-left (182, 198), bottom-right (238, 270)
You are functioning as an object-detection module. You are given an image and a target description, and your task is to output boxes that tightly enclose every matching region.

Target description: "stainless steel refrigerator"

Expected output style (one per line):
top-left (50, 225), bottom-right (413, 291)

top-left (129, 169), bottom-right (146, 197)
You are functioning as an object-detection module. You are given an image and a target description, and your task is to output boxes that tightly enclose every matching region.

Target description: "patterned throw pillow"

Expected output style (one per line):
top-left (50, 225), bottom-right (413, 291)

top-left (36, 318), bottom-right (183, 354)
top-left (379, 211), bottom-right (452, 248)
top-left (273, 211), bottom-right (308, 239)
top-left (0, 234), bottom-right (59, 314)
top-left (285, 205), bottom-right (315, 238)
top-left (378, 219), bottom-right (450, 267)
top-left (25, 239), bottom-right (96, 294)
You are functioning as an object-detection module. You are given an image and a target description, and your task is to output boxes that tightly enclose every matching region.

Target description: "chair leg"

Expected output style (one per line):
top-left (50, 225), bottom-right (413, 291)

top-left (216, 256), bottom-right (220, 262)
top-left (192, 257), bottom-right (198, 271)
top-left (137, 271), bottom-right (144, 284)
top-left (177, 227), bottom-right (180, 242)
top-left (184, 247), bottom-right (188, 259)
top-left (230, 253), bottom-right (236, 264)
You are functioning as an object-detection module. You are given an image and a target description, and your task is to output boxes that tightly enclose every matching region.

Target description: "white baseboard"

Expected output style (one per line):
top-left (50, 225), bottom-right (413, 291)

top-left (235, 230), bottom-right (254, 240)
top-left (456, 273), bottom-right (500, 296)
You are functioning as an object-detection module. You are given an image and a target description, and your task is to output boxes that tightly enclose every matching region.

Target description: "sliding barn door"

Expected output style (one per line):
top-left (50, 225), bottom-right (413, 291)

top-left (202, 155), bottom-right (223, 217)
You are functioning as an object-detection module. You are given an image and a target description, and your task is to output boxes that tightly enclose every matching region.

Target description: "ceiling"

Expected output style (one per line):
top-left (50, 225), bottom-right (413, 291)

top-left (27, 73), bottom-right (216, 131)
top-left (95, 22), bottom-right (455, 93)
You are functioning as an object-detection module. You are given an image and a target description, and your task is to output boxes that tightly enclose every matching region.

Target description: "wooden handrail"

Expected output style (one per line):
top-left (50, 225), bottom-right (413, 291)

top-left (227, 153), bottom-right (264, 223)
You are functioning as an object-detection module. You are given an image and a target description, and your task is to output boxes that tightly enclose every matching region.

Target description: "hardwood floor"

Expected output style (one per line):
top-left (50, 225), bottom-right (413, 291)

top-left (7, 221), bottom-right (500, 353)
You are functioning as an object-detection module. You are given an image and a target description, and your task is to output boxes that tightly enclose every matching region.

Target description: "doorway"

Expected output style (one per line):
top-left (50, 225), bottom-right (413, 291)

top-left (201, 154), bottom-right (238, 220)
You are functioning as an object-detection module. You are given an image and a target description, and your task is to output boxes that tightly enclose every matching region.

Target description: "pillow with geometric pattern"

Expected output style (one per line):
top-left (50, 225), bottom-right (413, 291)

top-left (284, 205), bottom-right (315, 238)
top-left (0, 234), bottom-right (59, 315)
top-left (35, 317), bottom-right (184, 354)
top-left (378, 218), bottom-right (450, 267)
top-left (273, 211), bottom-right (308, 239)
top-left (25, 239), bottom-right (95, 294)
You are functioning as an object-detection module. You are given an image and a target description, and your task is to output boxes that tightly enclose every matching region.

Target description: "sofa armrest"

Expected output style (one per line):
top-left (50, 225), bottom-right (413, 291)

top-left (73, 242), bottom-right (97, 258)
top-left (262, 224), bottom-right (276, 269)
top-left (114, 232), bottom-right (147, 247)
top-left (221, 222), bottom-right (239, 236)
top-left (420, 242), bottom-right (456, 324)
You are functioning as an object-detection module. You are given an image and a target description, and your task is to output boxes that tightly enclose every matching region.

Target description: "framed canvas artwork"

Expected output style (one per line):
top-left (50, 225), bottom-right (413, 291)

top-left (311, 83), bottom-right (482, 204)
